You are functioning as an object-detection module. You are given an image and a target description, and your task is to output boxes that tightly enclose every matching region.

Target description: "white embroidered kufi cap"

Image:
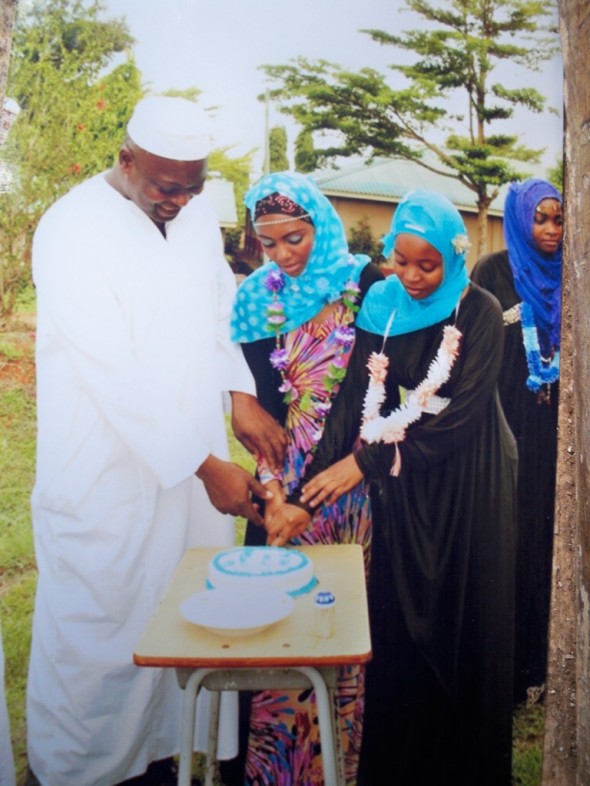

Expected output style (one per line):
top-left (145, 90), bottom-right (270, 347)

top-left (127, 96), bottom-right (211, 161)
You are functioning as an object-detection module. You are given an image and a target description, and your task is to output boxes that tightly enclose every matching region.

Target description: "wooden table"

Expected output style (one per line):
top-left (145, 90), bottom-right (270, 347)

top-left (133, 544), bottom-right (371, 786)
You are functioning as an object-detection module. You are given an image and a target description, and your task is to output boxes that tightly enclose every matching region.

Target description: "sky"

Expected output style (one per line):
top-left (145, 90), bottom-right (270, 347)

top-left (102, 0), bottom-right (564, 178)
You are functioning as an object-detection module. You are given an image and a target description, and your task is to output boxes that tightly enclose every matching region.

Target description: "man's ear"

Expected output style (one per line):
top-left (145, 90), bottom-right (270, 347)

top-left (119, 145), bottom-right (134, 173)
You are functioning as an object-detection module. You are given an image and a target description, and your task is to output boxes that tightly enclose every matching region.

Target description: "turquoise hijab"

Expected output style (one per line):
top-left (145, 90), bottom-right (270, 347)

top-left (356, 190), bottom-right (471, 336)
top-left (231, 171), bottom-right (369, 343)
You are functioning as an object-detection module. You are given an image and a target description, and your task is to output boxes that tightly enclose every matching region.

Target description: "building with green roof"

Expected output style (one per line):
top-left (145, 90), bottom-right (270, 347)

top-left (311, 153), bottom-right (510, 270)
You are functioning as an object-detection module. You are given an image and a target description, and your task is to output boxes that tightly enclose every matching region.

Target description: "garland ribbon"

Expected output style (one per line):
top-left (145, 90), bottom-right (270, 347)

top-left (360, 324), bottom-right (462, 476)
top-left (520, 301), bottom-right (560, 393)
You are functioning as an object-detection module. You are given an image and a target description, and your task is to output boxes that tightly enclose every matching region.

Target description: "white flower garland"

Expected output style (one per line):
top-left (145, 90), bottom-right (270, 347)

top-left (360, 324), bottom-right (463, 476)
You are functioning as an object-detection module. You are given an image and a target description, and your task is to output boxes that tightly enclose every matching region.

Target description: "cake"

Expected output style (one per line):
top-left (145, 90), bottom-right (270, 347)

top-left (206, 546), bottom-right (317, 597)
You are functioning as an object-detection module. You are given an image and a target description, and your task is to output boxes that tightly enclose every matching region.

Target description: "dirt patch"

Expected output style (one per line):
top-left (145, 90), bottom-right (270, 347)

top-left (0, 327), bottom-right (36, 391)
top-left (0, 355), bottom-right (36, 388)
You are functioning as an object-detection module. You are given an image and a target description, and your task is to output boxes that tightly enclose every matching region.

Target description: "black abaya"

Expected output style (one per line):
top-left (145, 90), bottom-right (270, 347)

top-left (472, 250), bottom-right (558, 704)
top-left (291, 283), bottom-right (517, 786)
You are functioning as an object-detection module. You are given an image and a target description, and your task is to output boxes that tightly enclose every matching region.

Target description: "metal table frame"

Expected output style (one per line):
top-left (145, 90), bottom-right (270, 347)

top-left (175, 666), bottom-right (341, 786)
top-left (133, 544), bottom-right (371, 786)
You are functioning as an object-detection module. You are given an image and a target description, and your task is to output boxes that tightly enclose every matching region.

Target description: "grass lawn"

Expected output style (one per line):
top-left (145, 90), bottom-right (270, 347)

top-left (0, 326), bottom-right (543, 785)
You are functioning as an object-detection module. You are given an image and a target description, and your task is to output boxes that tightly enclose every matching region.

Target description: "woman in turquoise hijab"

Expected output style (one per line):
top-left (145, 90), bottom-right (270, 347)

top-left (228, 171), bottom-right (383, 786)
top-left (271, 190), bottom-right (518, 786)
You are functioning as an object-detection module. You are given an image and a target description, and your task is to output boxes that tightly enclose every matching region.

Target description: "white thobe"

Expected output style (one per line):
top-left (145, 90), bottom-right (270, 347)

top-left (28, 174), bottom-right (255, 786)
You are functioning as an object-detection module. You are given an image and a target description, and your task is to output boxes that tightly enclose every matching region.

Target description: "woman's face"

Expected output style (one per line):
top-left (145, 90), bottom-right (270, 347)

top-left (393, 233), bottom-right (444, 299)
top-left (255, 215), bottom-right (315, 278)
top-left (532, 198), bottom-right (563, 255)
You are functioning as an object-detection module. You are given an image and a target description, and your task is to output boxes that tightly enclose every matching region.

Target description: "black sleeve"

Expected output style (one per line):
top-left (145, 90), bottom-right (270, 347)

top-left (471, 250), bottom-right (519, 311)
top-left (241, 337), bottom-right (288, 425)
top-left (470, 251), bottom-right (501, 291)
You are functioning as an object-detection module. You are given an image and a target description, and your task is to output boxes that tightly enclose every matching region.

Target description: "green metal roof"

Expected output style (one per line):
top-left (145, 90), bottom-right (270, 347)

top-left (311, 152), bottom-right (528, 215)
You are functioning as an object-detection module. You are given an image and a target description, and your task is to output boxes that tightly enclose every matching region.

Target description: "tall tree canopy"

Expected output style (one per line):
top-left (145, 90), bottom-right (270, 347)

top-left (294, 128), bottom-right (316, 173)
top-left (0, 0), bottom-right (140, 322)
top-left (269, 125), bottom-right (289, 172)
top-left (0, 0), bottom-right (254, 322)
top-left (9, 0), bottom-right (137, 195)
top-left (262, 0), bottom-right (560, 251)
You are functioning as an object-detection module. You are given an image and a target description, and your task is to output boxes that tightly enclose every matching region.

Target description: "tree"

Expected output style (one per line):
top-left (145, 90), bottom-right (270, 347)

top-left (541, 2), bottom-right (590, 783)
top-left (8, 0), bottom-right (136, 187)
top-left (0, 0), bottom-right (17, 109)
top-left (223, 226), bottom-right (242, 257)
top-left (347, 215), bottom-right (385, 264)
top-left (0, 0), bottom-right (256, 323)
top-left (0, 0), bottom-right (140, 324)
top-left (294, 128), bottom-right (316, 173)
top-left (261, 0), bottom-right (559, 253)
top-left (268, 125), bottom-right (289, 172)
top-left (547, 155), bottom-right (563, 192)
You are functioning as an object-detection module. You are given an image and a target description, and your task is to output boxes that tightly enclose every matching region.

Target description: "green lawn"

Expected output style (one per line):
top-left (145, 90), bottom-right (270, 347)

top-left (0, 328), bottom-right (543, 786)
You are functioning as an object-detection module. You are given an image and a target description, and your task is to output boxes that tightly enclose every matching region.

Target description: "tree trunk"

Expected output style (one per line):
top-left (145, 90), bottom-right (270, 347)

top-left (476, 195), bottom-right (489, 256)
top-left (0, 0), bottom-right (17, 107)
top-left (542, 1), bottom-right (590, 783)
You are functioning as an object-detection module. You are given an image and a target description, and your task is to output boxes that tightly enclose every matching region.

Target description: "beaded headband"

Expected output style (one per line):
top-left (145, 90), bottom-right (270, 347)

top-left (253, 191), bottom-right (314, 227)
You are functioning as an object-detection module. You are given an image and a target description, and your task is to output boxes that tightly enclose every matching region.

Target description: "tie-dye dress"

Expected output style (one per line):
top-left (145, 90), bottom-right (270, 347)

top-left (239, 278), bottom-right (377, 786)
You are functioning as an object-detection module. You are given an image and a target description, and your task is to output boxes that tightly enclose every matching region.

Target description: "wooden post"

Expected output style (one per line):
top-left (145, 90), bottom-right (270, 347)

top-left (542, 1), bottom-right (590, 783)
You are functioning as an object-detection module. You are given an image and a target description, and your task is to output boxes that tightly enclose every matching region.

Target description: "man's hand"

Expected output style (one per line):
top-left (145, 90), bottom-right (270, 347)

top-left (230, 392), bottom-right (287, 473)
top-left (265, 503), bottom-right (311, 547)
top-left (300, 454), bottom-right (364, 508)
top-left (196, 454), bottom-right (272, 526)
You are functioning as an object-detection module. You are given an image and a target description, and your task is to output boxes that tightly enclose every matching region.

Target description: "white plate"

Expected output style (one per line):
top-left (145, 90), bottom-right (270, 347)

top-left (179, 588), bottom-right (295, 638)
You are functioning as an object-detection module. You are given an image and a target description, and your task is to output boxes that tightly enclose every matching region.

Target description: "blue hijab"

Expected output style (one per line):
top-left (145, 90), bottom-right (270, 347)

top-left (357, 190), bottom-right (470, 336)
top-left (504, 179), bottom-right (562, 355)
top-left (231, 172), bottom-right (369, 343)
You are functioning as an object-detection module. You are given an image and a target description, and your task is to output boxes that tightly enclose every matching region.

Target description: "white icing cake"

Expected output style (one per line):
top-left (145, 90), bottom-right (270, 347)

top-left (206, 546), bottom-right (316, 597)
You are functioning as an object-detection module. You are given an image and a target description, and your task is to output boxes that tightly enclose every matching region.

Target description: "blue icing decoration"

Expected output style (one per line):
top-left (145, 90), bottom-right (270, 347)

top-left (208, 546), bottom-right (316, 596)
top-left (290, 574), bottom-right (318, 597)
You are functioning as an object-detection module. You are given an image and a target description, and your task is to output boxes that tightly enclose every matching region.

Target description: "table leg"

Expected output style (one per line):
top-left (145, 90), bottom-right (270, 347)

top-left (178, 668), bottom-right (218, 786)
top-left (291, 666), bottom-right (340, 786)
top-left (328, 684), bottom-right (347, 785)
top-left (205, 690), bottom-right (221, 786)
top-left (177, 666), bottom-right (343, 786)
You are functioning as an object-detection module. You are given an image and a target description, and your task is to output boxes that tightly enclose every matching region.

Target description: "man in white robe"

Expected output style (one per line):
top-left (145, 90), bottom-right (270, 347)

top-left (27, 97), bottom-right (285, 786)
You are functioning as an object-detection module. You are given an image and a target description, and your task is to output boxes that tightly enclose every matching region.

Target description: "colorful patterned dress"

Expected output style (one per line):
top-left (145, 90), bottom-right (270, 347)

top-left (240, 290), bottom-right (375, 786)
top-left (228, 170), bottom-right (383, 785)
